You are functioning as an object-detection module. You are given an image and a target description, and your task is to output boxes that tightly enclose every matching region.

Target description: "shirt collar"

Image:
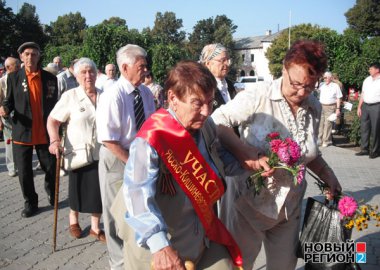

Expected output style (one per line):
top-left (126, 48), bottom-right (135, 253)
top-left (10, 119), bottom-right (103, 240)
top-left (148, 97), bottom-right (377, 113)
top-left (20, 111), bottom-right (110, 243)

top-left (119, 76), bottom-right (140, 95)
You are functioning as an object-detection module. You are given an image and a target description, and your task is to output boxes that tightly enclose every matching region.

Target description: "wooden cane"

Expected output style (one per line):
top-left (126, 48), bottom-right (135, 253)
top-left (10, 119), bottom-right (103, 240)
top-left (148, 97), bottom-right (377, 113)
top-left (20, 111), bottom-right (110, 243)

top-left (52, 152), bottom-right (61, 252)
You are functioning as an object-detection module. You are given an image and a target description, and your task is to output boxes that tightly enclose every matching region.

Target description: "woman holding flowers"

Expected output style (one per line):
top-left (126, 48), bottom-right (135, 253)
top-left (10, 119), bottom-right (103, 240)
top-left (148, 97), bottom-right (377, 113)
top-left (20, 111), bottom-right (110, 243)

top-left (211, 40), bottom-right (342, 270)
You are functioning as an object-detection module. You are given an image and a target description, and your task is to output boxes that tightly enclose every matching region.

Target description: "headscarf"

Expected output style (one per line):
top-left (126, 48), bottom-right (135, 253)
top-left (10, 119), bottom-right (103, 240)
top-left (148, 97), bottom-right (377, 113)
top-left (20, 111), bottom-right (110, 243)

top-left (199, 43), bottom-right (227, 64)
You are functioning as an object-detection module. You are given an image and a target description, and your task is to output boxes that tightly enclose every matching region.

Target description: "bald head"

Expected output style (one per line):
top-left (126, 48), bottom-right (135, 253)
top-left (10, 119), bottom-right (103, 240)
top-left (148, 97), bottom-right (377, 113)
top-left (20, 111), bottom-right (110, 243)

top-left (4, 57), bottom-right (21, 74)
top-left (105, 63), bottom-right (116, 79)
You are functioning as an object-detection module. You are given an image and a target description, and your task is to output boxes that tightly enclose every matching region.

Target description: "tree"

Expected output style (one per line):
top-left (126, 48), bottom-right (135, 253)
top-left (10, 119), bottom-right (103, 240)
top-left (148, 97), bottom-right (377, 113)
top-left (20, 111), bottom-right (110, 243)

top-left (13, 3), bottom-right (48, 54)
top-left (345, 0), bottom-right (380, 38)
top-left (149, 43), bottom-right (188, 84)
top-left (151, 12), bottom-right (186, 44)
top-left (188, 15), bottom-right (237, 57)
top-left (266, 24), bottom-right (338, 78)
top-left (102, 17), bottom-right (127, 27)
top-left (46, 12), bottom-right (87, 46)
top-left (82, 23), bottom-right (147, 70)
top-left (0, 1), bottom-right (16, 58)
top-left (42, 44), bottom-right (83, 68)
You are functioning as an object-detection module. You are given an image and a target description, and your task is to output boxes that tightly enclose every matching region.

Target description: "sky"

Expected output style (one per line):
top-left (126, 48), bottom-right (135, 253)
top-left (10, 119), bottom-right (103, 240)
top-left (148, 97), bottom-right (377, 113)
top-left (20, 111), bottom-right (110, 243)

top-left (5, 0), bottom-right (356, 38)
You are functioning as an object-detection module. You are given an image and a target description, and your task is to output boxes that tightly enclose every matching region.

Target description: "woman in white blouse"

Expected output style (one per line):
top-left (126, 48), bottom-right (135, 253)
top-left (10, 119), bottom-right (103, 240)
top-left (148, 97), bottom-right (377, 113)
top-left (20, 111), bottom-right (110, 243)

top-left (47, 58), bottom-right (105, 242)
top-left (211, 40), bottom-right (342, 270)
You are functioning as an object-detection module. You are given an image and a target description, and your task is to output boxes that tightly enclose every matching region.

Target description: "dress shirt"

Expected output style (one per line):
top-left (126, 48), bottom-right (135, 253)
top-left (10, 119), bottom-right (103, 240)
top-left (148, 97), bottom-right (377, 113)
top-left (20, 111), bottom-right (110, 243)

top-left (211, 78), bottom-right (321, 220)
top-left (318, 81), bottom-right (342, 105)
top-left (123, 109), bottom-right (228, 253)
top-left (50, 86), bottom-right (102, 159)
top-left (217, 78), bottom-right (231, 103)
top-left (96, 76), bottom-right (155, 149)
top-left (362, 75), bottom-right (380, 104)
top-left (57, 69), bottom-right (79, 97)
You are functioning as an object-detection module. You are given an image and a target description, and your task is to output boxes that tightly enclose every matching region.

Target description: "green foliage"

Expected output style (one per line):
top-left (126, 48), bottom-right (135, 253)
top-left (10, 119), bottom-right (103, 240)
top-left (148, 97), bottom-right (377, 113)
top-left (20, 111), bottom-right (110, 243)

top-left (150, 43), bottom-right (188, 85)
top-left (102, 17), bottom-right (127, 27)
top-left (0, 1), bottom-right (16, 58)
top-left (345, 0), bottom-right (380, 38)
top-left (151, 12), bottom-right (186, 44)
top-left (42, 44), bottom-right (83, 67)
top-left (46, 12), bottom-right (87, 46)
top-left (266, 24), bottom-right (336, 78)
top-left (82, 24), bottom-right (133, 70)
top-left (346, 100), bottom-right (361, 145)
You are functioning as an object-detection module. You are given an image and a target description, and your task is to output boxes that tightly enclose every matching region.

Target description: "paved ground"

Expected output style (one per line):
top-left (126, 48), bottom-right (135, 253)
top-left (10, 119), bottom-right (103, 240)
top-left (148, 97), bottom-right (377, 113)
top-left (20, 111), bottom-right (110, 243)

top-left (0, 142), bottom-right (379, 270)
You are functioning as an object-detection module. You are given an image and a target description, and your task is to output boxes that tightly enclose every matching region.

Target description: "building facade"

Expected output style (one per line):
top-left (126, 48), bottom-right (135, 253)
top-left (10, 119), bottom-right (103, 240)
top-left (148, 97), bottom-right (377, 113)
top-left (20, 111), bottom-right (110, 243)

top-left (234, 30), bottom-right (282, 81)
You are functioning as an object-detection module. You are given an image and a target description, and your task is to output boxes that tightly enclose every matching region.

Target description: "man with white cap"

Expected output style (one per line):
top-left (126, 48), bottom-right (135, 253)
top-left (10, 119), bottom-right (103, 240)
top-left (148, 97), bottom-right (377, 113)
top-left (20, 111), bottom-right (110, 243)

top-left (0, 42), bottom-right (58, 218)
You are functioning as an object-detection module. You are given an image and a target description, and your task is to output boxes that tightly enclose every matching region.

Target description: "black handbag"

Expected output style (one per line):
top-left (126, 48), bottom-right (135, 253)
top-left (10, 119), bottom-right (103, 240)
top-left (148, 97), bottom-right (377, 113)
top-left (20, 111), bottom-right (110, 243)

top-left (297, 197), bottom-right (361, 270)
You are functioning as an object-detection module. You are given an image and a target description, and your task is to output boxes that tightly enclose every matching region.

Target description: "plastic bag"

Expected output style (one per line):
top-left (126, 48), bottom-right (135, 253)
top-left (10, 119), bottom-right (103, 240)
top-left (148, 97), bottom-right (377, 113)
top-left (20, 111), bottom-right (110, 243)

top-left (297, 197), bottom-right (360, 270)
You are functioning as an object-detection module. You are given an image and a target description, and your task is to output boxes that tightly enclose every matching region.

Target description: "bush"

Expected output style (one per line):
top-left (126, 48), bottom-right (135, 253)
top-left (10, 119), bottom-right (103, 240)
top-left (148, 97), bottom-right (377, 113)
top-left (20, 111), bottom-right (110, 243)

top-left (345, 100), bottom-right (361, 146)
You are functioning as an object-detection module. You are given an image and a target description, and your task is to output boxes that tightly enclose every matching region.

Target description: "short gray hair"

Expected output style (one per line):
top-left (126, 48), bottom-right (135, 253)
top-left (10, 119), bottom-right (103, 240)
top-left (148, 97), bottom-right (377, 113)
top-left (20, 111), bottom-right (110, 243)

top-left (324, 71), bottom-right (332, 78)
top-left (73, 57), bottom-right (97, 76)
top-left (116, 44), bottom-right (147, 70)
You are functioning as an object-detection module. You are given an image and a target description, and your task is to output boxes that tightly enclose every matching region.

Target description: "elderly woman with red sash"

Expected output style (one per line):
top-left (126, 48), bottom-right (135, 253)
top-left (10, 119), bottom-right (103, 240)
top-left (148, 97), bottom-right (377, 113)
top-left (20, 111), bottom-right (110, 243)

top-left (121, 61), bottom-right (243, 270)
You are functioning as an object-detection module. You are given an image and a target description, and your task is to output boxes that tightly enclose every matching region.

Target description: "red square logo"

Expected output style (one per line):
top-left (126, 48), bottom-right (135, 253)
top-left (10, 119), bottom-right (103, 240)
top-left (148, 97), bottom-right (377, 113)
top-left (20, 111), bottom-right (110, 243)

top-left (356, 242), bottom-right (366, 253)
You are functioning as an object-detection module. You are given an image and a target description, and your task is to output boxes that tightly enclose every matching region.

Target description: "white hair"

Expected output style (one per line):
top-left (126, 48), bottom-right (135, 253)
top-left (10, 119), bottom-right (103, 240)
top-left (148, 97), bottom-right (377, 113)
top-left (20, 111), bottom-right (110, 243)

top-left (73, 57), bottom-right (97, 76)
top-left (116, 44), bottom-right (147, 70)
top-left (324, 71), bottom-right (332, 78)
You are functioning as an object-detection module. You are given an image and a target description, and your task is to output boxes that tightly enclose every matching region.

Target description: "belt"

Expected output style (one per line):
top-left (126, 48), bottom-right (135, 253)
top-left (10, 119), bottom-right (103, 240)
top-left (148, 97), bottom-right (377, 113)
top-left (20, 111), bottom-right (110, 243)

top-left (321, 103), bottom-right (336, 106)
top-left (365, 102), bottom-right (380, 106)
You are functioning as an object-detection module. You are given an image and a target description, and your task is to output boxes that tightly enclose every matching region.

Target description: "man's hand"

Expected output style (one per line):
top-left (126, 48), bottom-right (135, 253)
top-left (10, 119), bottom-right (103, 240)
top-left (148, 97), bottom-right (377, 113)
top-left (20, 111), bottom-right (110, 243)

top-left (152, 246), bottom-right (185, 270)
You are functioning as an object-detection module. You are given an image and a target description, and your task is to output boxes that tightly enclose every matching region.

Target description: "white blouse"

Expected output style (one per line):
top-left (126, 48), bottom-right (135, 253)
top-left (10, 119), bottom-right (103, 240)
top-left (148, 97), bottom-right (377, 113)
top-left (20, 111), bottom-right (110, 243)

top-left (211, 78), bottom-right (322, 219)
top-left (49, 86), bottom-right (102, 160)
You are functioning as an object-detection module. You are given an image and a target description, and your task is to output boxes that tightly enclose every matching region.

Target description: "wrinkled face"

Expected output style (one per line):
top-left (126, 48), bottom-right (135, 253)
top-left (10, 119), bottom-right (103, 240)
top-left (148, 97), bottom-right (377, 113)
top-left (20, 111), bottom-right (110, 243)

top-left (5, 60), bottom-right (18, 73)
top-left (76, 65), bottom-right (97, 90)
top-left (53, 57), bottom-right (62, 68)
top-left (205, 51), bottom-right (231, 79)
top-left (106, 64), bottom-right (116, 79)
top-left (323, 75), bottom-right (332, 84)
top-left (169, 89), bottom-right (214, 132)
top-left (124, 56), bottom-right (148, 86)
top-left (20, 48), bottom-right (40, 72)
top-left (282, 64), bottom-right (318, 107)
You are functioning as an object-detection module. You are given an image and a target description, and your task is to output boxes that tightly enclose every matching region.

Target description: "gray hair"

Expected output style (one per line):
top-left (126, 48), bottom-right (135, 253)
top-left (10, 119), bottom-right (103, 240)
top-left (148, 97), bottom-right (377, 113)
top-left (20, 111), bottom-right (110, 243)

top-left (116, 44), bottom-right (147, 70)
top-left (324, 71), bottom-right (332, 78)
top-left (199, 43), bottom-right (228, 64)
top-left (73, 57), bottom-right (97, 76)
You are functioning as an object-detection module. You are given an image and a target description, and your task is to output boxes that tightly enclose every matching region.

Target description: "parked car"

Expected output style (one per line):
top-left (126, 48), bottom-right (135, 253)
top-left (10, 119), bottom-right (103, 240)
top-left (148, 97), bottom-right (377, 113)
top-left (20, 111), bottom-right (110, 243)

top-left (234, 76), bottom-right (265, 91)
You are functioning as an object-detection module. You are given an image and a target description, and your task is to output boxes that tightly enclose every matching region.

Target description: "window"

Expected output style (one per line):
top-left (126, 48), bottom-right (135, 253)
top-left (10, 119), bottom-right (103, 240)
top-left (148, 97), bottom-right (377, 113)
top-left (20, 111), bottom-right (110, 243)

top-left (249, 70), bottom-right (255, 76)
top-left (240, 70), bottom-right (246, 76)
top-left (251, 54), bottom-right (254, 62)
top-left (242, 54), bottom-right (245, 61)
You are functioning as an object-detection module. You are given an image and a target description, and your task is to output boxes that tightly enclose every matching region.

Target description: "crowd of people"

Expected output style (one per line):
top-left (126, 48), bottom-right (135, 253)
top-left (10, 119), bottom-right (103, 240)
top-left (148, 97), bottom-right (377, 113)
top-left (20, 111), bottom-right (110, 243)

top-left (0, 39), bottom-right (379, 270)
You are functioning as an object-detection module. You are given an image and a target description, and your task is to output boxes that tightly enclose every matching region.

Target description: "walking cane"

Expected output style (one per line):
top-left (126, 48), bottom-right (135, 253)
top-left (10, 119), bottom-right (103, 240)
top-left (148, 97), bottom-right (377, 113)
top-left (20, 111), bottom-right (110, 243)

top-left (52, 151), bottom-right (61, 252)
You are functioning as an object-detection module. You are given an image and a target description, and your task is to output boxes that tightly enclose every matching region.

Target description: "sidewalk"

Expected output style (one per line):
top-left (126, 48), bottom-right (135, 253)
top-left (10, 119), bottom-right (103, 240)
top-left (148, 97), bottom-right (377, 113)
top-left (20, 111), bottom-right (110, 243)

top-left (0, 143), bottom-right (379, 270)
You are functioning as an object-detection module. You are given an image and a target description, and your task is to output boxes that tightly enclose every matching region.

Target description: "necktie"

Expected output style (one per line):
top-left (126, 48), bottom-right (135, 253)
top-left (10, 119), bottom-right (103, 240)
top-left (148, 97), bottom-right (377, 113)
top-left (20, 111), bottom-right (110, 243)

top-left (133, 89), bottom-right (145, 131)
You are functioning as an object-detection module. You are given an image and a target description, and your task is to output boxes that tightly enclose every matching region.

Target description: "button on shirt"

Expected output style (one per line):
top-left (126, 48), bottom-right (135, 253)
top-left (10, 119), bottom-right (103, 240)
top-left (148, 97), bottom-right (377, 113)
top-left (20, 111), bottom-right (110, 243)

top-left (96, 76), bottom-right (156, 149)
top-left (217, 79), bottom-right (231, 103)
top-left (318, 81), bottom-right (342, 105)
top-left (362, 75), bottom-right (380, 104)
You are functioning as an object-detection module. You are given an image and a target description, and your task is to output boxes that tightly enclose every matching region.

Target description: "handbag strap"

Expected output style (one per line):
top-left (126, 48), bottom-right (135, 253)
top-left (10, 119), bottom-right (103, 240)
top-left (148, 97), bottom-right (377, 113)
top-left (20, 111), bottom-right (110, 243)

top-left (306, 169), bottom-right (339, 206)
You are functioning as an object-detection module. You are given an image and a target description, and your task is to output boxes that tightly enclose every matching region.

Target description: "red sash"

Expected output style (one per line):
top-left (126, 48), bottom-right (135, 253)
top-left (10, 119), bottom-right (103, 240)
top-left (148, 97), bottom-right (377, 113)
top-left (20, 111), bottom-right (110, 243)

top-left (137, 109), bottom-right (243, 267)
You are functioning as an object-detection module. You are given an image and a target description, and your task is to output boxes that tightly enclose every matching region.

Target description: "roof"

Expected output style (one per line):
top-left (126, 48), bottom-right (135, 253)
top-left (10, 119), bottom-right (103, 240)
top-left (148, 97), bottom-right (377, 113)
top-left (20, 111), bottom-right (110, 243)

top-left (234, 31), bottom-right (283, 50)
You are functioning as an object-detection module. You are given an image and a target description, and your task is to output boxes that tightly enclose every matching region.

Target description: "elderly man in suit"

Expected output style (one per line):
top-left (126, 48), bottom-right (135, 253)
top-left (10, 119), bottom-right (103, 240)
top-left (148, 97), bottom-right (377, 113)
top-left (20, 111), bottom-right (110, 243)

top-left (0, 42), bottom-right (58, 218)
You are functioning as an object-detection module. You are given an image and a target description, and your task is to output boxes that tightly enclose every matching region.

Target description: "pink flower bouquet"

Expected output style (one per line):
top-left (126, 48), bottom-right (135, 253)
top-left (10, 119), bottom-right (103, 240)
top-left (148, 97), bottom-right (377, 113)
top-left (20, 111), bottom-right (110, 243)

top-left (247, 132), bottom-right (305, 195)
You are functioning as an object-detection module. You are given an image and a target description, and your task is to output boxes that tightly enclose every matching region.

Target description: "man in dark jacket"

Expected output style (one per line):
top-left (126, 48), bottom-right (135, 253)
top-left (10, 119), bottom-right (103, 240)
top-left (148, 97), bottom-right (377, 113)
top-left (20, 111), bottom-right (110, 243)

top-left (0, 42), bottom-right (58, 217)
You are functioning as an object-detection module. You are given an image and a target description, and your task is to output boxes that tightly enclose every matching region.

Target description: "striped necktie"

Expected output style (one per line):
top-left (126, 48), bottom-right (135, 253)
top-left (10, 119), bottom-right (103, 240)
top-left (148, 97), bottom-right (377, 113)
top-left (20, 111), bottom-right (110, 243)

top-left (133, 88), bottom-right (145, 131)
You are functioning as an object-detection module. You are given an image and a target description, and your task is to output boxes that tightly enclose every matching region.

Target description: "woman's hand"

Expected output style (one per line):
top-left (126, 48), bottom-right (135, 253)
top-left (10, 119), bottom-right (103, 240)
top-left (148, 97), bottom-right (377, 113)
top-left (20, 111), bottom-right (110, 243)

top-left (152, 246), bottom-right (185, 270)
top-left (48, 140), bottom-right (62, 158)
top-left (240, 145), bottom-right (275, 177)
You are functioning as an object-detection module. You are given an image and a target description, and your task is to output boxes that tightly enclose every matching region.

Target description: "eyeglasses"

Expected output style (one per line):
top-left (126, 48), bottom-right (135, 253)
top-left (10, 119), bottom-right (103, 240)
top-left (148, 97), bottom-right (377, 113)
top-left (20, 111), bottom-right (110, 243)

top-left (286, 70), bottom-right (319, 93)
top-left (212, 57), bottom-right (231, 66)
